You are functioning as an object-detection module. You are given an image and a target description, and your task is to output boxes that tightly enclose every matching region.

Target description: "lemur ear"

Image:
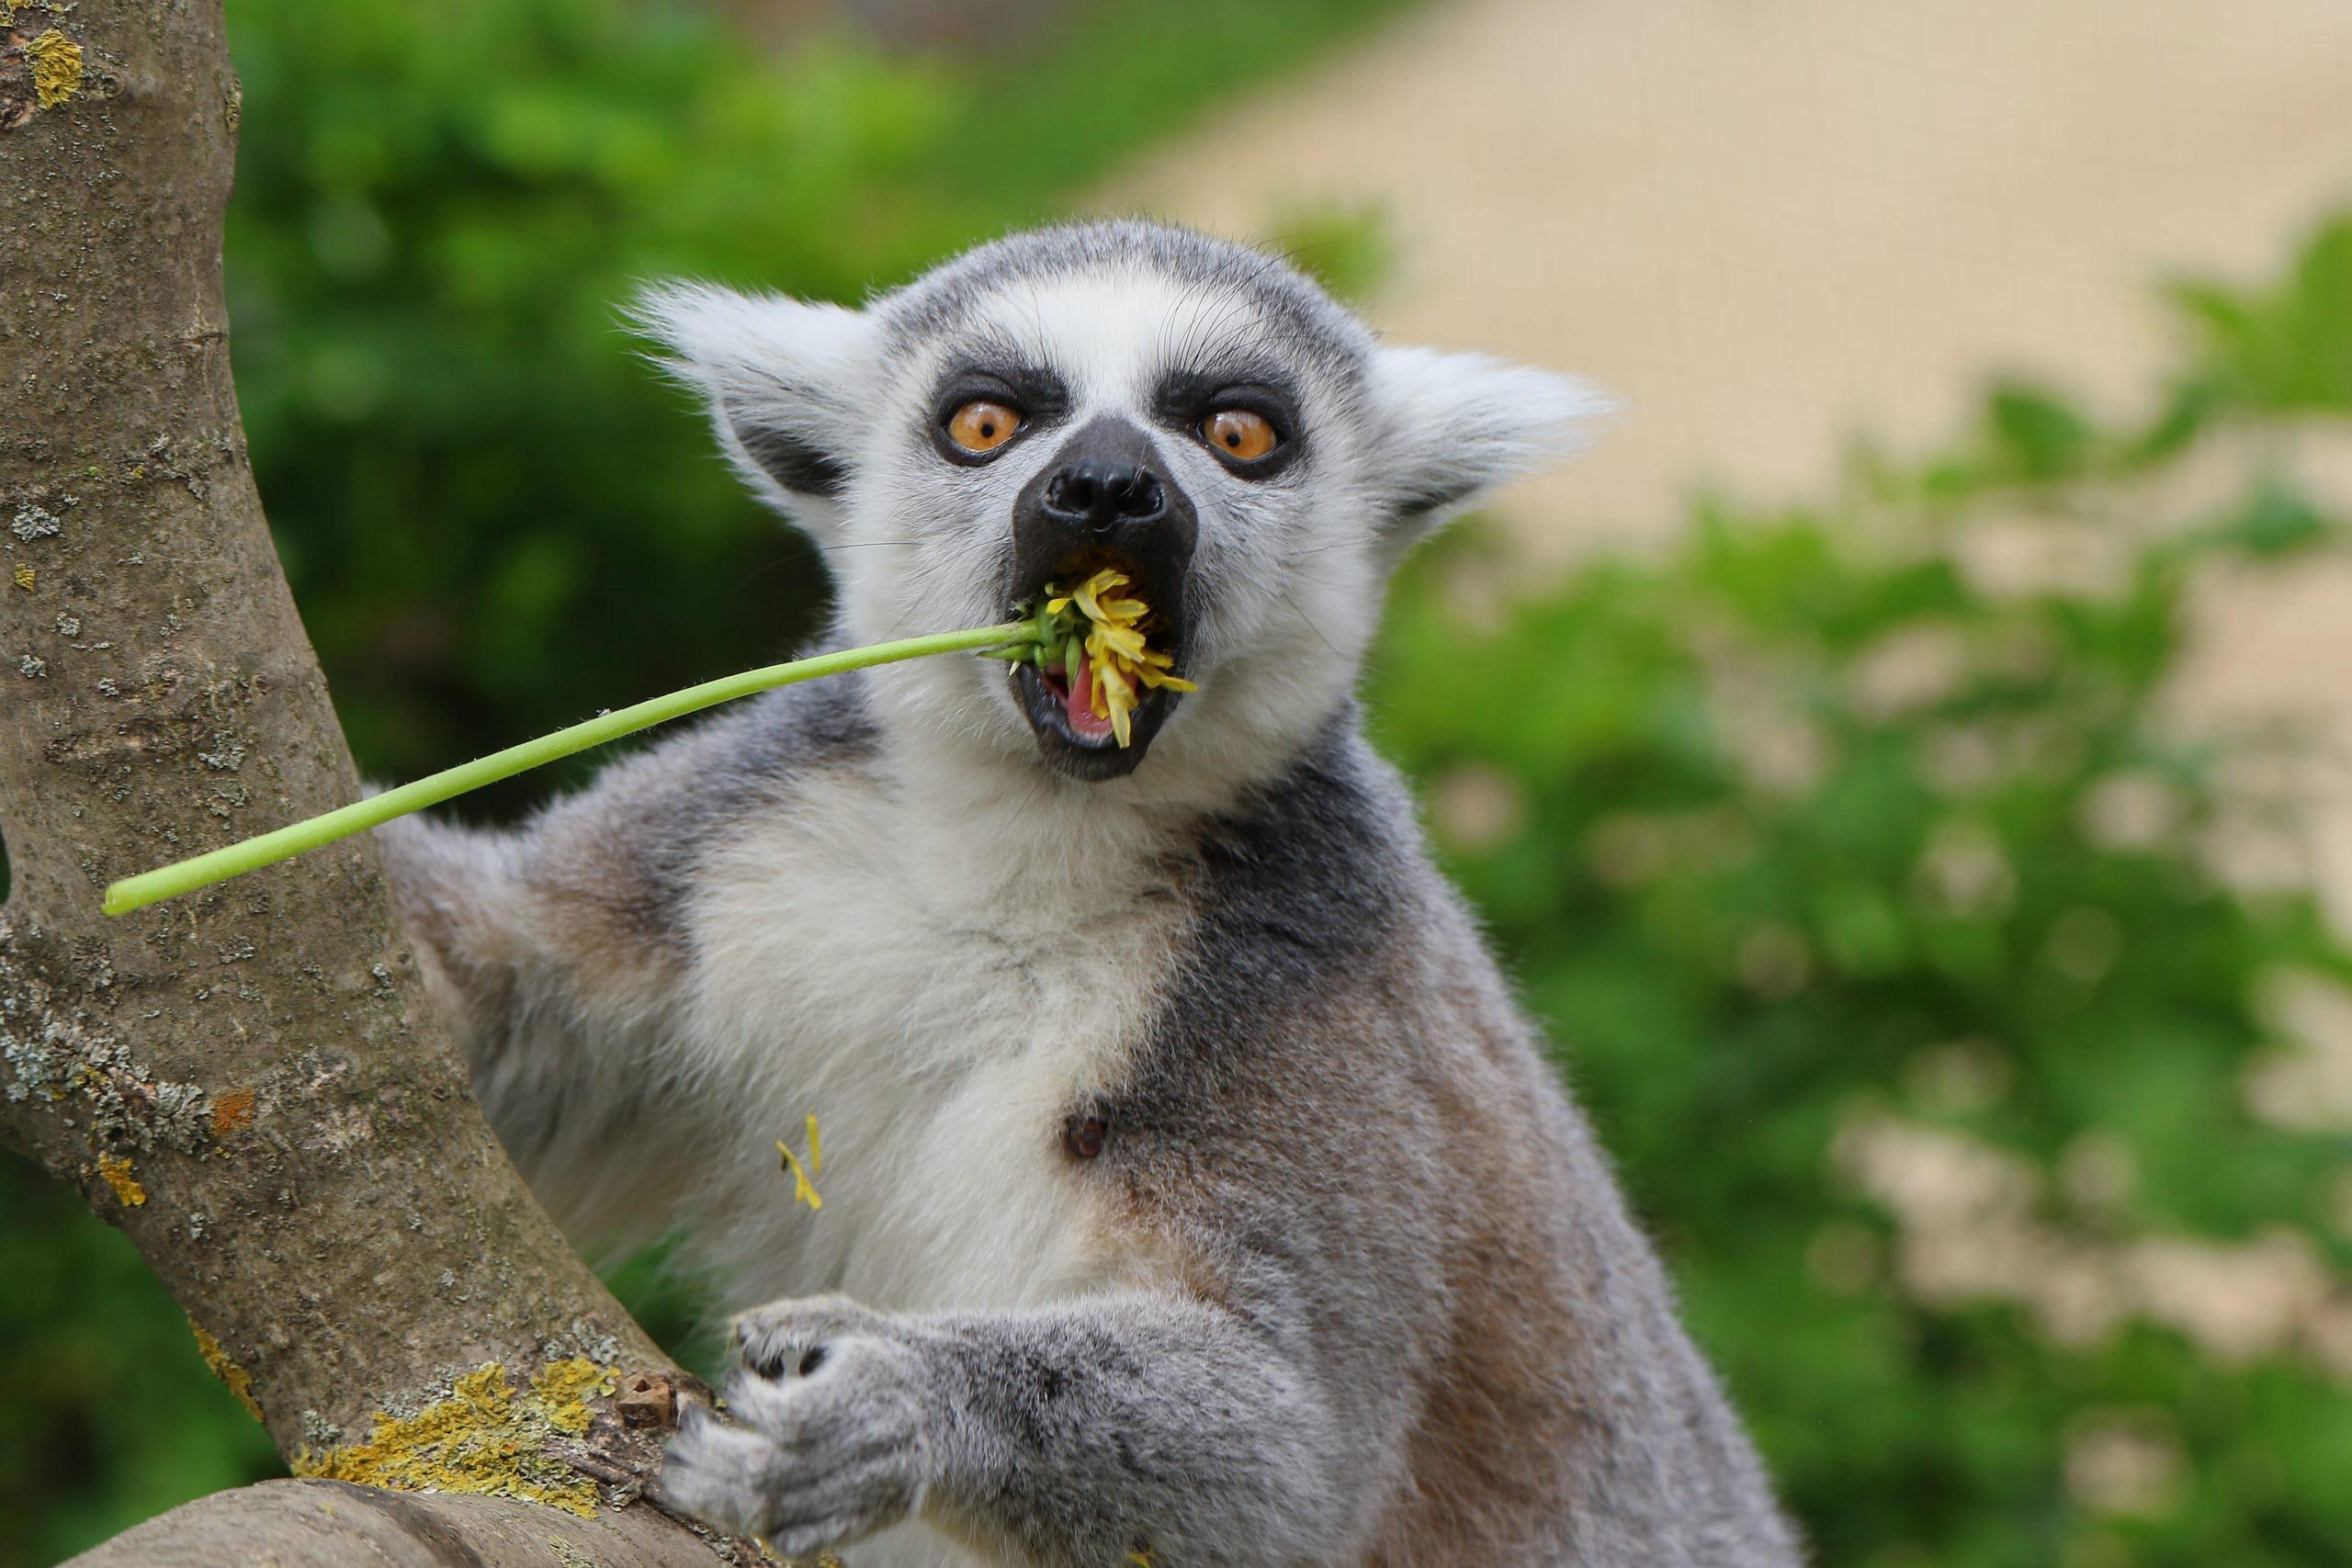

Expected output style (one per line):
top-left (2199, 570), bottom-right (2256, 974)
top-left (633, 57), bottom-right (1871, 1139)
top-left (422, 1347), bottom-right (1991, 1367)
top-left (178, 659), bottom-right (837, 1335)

top-left (1364, 344), bottom-right (1613, 554)
top-left (633, 282), bottom-right (879, 534)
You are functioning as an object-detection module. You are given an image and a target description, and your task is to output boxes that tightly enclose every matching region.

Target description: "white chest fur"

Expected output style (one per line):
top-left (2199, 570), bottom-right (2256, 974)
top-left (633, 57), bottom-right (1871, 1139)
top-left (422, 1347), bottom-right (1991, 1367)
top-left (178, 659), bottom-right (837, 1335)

top-left (673, 766), bottom-right (1184, 1314)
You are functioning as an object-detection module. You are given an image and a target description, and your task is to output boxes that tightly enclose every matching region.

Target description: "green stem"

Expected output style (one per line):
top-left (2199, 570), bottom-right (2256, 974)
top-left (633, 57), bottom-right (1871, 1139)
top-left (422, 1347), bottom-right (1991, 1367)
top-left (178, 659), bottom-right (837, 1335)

top-left (103, 620), bottom-right (1039, 918)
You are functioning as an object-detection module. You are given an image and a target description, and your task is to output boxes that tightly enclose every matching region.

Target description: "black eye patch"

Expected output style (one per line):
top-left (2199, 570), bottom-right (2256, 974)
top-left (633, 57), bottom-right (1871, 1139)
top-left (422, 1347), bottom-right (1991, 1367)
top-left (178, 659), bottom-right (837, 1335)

top-left (1154, 369), bottom-right (1305, 479)
top-left (928, 362), bottom-right (1071, 427)
top-left (925, 360), bottom-right (1073, 467)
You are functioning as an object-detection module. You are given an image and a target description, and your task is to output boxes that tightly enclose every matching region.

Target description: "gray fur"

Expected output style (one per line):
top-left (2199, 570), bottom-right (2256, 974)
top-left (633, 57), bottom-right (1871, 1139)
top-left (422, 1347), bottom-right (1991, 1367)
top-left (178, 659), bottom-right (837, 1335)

top-left (875, 220), bottom-right (1375, 387)
top-left (378, 221), bottom-right (1793, 1566)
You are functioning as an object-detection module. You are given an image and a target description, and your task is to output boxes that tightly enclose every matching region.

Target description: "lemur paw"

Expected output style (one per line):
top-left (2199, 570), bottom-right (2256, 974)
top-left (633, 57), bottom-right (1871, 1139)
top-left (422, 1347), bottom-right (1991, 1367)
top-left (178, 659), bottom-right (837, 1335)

top-left (731, 1292), bottom-right (884, 1378)
top-left (661, 1296), bottom-right (933, 1554)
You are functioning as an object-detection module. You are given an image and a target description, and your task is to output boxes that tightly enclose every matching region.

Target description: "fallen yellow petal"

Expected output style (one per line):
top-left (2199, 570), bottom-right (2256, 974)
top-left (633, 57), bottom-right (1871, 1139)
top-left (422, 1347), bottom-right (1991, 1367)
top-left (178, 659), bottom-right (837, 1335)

top-left (776, 1137), bottom-right (822, 1212)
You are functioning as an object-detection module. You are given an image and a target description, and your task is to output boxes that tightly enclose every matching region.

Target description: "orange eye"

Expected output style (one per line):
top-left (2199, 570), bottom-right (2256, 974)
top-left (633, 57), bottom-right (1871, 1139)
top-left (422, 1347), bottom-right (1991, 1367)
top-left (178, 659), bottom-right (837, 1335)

top-left (945, 400), bottom-right (1022, 454)
top-left (1203, 409), bottom-right (1279, 462)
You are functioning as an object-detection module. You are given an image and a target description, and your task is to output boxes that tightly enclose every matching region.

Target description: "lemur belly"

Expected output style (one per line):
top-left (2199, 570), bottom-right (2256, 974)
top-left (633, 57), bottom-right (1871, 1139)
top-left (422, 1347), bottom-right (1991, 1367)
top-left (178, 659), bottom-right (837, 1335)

top-left (677, 776), bottom-right (1183, 1314)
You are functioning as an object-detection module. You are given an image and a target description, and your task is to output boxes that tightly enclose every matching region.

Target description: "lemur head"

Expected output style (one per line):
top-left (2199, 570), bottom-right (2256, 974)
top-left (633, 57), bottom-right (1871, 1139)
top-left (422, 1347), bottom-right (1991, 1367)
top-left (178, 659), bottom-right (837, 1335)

top-left (642, 221), bottom-right (1604, 795)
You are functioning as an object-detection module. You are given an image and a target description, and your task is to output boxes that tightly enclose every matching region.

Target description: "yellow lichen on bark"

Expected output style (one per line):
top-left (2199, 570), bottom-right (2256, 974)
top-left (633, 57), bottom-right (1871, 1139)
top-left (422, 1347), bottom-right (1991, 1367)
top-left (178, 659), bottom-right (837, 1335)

top-left (292, 1359), bottom-right (618, 1517)
top-left (26, 27), bottom-right (82, 108)
top-left (95, 1152), bottom-right (145, 1207)
top-left (191, 1322), bottom-right (264, 1422)
top-left (532, 1356), bottom-right (613, 1437)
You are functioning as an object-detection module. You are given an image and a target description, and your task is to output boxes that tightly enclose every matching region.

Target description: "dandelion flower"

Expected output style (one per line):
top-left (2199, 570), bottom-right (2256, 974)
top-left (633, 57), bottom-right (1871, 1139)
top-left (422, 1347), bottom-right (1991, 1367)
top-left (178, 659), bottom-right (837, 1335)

top-left (1046, 567), bottom-right (1196, 747)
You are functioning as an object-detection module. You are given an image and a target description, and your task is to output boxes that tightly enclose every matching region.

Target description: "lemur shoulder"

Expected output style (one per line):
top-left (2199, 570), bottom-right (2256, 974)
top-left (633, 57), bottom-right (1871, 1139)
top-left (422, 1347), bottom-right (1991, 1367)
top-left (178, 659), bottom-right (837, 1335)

top-left (380, 221), bottom-right (1801, 1568)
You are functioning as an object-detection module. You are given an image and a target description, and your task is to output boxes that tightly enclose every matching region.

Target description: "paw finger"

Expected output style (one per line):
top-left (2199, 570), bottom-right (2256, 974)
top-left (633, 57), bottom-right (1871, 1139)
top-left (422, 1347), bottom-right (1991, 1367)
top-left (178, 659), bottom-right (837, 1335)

top-left (660, 1418), bottom-right (786, 1538)
top-left (732, 1294), bottom-right (872, 1377)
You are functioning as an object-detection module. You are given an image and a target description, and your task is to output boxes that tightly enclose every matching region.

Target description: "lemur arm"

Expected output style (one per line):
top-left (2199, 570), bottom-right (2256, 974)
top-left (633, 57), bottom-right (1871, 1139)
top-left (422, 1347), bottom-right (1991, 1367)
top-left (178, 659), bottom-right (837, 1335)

top-left (662, 1292), bottom-right (1361, 1568)
top-left (376, 800), bottom-right (697, 1242)
top-left (375, 814), bottom-right (530, 1066)
top-left (372, 689), bottom-right (736, 1079)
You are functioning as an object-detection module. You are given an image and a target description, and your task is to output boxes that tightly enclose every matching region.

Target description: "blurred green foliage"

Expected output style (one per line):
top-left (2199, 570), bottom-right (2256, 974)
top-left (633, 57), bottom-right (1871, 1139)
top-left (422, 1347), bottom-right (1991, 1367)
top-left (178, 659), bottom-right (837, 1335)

top-left (4, 0), bottom-right (2349, 1557)
top-left (0, 1170), bottom-right (283, 1563)
top-left (1372, 213), bottom-right (2352, 1568)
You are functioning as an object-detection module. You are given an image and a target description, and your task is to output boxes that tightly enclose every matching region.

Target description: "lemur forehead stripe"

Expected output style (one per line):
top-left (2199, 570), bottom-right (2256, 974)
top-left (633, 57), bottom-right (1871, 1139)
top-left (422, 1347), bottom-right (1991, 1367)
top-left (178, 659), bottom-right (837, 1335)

top-left (876, 220), bottom-right (1372, 388)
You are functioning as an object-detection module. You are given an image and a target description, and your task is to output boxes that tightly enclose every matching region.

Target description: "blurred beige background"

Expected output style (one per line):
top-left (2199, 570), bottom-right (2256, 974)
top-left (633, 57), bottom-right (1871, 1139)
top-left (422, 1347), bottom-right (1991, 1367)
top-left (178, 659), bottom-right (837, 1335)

top-left (1104, 0), bottom-right (2352, 920)
top-left (1110, 0), bottom-right (2352, 546)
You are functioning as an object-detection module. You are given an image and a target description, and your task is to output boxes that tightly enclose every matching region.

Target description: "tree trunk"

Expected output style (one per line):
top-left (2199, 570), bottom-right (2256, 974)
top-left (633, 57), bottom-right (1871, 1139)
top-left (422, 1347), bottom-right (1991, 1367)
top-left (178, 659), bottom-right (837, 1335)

top-left (1, 5), bottom-right (730, 1562)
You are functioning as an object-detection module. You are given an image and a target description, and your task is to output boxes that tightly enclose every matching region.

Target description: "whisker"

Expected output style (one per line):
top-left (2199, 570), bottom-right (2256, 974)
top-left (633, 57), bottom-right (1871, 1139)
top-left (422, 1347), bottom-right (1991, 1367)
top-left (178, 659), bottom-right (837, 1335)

top-left (1278, 589), bottom-right (1343, 660)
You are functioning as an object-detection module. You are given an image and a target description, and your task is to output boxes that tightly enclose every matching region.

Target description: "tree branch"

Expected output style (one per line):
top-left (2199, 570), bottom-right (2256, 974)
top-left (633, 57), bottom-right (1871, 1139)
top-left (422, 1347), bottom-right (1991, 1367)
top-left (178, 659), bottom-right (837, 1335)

top-left (1, 5), bottom-right (733, 1561)
top-left (70, 1480), bottom-right (734, 1568)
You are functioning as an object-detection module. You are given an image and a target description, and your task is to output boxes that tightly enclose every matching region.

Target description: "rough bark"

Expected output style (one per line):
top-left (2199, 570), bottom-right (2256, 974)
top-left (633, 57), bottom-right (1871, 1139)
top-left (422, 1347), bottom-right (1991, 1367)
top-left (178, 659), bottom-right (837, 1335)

top-left (0, 5), bottom-right (728, 1562)
top-left (69, 1480), bottom-right (735, 1568)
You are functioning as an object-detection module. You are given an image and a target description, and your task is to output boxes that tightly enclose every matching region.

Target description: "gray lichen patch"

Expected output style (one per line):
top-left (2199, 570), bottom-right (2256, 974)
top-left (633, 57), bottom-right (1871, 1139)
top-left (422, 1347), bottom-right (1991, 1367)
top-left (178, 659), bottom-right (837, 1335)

top-left (2, 1030), bottom-right (63, 1103)
top-left (553, 1319), bottom-right (628, 1370)
top-left (0, 916), bottom-right (235, 1155)
top-left (8, 503), bottom-right (61, 541)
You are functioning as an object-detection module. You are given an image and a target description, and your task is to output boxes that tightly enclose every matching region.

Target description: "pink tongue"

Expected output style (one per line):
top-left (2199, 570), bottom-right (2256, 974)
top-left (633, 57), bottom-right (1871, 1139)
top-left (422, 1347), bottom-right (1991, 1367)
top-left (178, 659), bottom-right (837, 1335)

top-left (1065, 660), bottom-right (1115, 739)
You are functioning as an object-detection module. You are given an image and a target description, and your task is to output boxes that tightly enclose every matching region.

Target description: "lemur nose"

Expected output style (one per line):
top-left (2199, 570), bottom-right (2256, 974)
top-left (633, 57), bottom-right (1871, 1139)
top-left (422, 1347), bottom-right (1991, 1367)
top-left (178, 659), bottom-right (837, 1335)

top-left (1043, 458), bottom-right (1166, 534)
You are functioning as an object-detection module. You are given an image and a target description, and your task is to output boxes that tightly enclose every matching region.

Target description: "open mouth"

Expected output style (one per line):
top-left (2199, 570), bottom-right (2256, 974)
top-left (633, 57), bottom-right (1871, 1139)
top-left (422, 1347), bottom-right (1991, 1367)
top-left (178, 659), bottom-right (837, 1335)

top-left (1010, 551), bottom-right (1189, 780)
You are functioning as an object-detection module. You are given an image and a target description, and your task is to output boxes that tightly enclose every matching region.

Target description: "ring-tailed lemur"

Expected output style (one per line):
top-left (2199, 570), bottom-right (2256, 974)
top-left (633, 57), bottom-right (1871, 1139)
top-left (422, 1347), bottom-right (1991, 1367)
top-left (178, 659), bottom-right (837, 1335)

top-left (379, 220), bottom-right (1800, 1567)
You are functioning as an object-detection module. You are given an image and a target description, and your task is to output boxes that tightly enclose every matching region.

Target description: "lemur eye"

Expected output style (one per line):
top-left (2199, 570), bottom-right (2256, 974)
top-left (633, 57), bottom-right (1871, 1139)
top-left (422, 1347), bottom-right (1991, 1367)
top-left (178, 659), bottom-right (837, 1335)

top-left (1202, 409), bottom-right (1279, 463)
top-left (945, 400), bottom-right (1022, 455)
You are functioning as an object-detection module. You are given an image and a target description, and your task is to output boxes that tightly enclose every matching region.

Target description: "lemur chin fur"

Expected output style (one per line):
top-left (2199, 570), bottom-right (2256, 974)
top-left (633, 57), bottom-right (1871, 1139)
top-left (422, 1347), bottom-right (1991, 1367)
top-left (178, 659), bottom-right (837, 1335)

top-left (379, 220), bottom-right (1802, 1568)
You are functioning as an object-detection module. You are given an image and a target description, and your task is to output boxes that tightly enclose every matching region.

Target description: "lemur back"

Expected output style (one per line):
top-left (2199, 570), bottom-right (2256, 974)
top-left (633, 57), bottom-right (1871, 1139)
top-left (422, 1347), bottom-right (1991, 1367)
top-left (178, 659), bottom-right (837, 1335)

top-left (380, 220), bottom-right (1799, 1567)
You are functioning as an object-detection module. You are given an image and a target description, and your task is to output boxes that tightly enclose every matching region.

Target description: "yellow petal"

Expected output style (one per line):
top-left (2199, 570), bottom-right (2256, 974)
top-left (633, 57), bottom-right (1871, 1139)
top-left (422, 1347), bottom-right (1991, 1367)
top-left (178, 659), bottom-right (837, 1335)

top-left (1073, 570), bottom-right (1130, 625)
top-left (1102, 662), bottom-right (1136, 725)
top-left (1095, 630), bottom-right (1148, 665)
top-left (775, 1139), bottom-right (823, 1212)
